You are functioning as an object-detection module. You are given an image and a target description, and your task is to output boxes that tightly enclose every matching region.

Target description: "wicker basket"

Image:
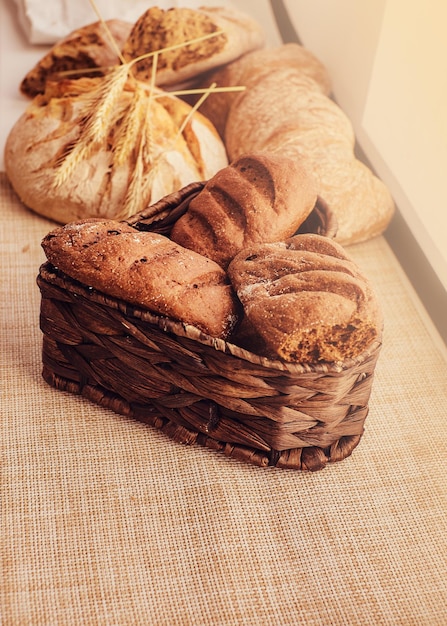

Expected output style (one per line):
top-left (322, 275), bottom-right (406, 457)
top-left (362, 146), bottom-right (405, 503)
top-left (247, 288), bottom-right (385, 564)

top-left (37, 183), bottom-right (381, 471)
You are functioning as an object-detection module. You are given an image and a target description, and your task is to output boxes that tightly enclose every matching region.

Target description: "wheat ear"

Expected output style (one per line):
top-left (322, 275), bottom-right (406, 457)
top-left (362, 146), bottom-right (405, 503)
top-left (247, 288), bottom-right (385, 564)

top-left (52, 65), bottom-right (129, 188)
top-left (112, 82), bottom-right (147, 166)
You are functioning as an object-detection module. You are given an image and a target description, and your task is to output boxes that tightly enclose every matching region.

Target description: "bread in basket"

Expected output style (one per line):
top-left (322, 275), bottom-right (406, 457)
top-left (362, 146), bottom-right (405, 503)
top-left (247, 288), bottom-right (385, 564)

top-left (37, 169), bottom-right (382, 472)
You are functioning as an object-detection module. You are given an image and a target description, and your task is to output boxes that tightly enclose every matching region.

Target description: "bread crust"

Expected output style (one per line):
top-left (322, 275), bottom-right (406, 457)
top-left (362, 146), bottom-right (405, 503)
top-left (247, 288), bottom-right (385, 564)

top-left (227, 234), bottom-right (382, 363)
top-left (122, 6), bottom-right (265, 89)
top-left (5, 78), bottom-right (228, 224)
top-left (194, 43), bottom-right (332, 138)
top-left (223, 68), bottom-right (394, 245)
top-left (41, 219), bottom-right (239, 339)
top-left (170, 152), bottom-right (318, 269)
top-left (20, 19), bottom-right (133, 98)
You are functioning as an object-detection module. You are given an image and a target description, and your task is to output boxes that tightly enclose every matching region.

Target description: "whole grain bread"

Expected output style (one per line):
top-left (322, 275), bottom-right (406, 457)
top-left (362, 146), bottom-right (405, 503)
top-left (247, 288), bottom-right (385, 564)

top-left (41, 219), bottom-right (239, 339)
top-left (227, 233), bottom-right (382, 363)
top-left (122, 6), bottom-right (265, 89)
top-left (170, 152), bottom-right (318, 269)
top-left (20, 19), bottom-right (133, 98)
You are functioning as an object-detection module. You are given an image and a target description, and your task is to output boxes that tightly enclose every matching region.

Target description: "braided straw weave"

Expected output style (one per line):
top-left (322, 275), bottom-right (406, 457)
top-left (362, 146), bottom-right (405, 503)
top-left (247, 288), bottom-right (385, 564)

top-left (37, 183), bottom-right (380, 471)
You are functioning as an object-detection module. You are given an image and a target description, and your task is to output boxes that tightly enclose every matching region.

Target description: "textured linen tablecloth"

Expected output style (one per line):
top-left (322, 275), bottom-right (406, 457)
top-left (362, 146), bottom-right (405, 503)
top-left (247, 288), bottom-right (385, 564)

top-left (2, 172), bottom-right (447, 625)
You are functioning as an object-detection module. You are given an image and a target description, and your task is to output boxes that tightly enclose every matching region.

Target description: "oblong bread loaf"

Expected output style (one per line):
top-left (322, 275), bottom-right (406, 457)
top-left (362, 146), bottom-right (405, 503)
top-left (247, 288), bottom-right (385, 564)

top-left (20, 19), bottom-right (133, 98)
top-left (170, 152), bottom-right (318, 269)
top-left (122, 6), bottom-right (265, 89)
top-left (41, 219), bottom-right (239, 339)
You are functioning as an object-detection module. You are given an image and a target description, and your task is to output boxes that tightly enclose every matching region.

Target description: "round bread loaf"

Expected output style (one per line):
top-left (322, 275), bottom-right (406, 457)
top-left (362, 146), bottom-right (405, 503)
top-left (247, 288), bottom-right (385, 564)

top-left (5, 76), bottom-right (228, 224)
top-left (41, 219), bottom-right (239, 339)
top-left (227, 233), bottom-right (382, 363)
top-left (170, 152), bottom-right (318, 269)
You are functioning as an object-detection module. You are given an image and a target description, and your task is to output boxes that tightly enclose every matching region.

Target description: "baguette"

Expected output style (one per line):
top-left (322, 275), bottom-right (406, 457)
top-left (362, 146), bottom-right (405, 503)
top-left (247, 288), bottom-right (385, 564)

top-left (41, 219), bottom-right (239, 339)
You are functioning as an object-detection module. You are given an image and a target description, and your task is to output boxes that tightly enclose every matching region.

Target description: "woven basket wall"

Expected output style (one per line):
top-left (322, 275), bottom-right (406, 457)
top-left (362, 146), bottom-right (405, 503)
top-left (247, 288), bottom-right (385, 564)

top-left (37, 183), bottom-right (380, 471)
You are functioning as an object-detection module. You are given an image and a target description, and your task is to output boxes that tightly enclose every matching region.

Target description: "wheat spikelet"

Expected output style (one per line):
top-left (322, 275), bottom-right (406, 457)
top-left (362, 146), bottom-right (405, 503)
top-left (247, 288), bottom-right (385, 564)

top-left (81, 65), bottom-right (129, 144)
top-left (118, 50), bottom-right (161, 218)
top-left (119, 100), bottom-right (159, 219)
top-left (53, 65), bottom-right (129, 188)
top-left (112, 82), bottom-right (147, 166)
top-left (122, 149), bottom-right (145, 219)
top-left (52, 136), bottom-right (90, 189)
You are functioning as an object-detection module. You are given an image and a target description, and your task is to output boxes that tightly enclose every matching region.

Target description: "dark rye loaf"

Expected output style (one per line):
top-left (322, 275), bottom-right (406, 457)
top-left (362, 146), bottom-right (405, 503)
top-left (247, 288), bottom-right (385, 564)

top-left (41, 219), bottom-right (239, 339)
top-left (227, 233), bottom-right (383, 363)
top-left (170, 152), bottom-right (318, 269)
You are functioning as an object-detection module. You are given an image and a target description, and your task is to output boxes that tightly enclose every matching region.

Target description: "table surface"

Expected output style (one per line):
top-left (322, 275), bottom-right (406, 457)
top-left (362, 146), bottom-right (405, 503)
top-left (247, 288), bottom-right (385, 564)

top-left (2, 171), bottom-right (447, 625)
top-left (2, 2), bottom-right (447, 622)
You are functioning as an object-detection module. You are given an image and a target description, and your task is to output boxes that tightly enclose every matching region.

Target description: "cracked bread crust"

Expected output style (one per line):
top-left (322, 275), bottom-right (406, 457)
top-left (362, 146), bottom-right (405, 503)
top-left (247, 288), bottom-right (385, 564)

top-left (5, 77), bottom-right (228, 224)
top-left (227, 234), bottom-right (382, 363)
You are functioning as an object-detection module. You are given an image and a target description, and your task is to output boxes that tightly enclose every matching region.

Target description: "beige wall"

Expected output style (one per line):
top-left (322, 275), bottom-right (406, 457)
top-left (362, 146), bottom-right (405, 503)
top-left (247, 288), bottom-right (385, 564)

top-left (282, 0), bottom-right (447, 294)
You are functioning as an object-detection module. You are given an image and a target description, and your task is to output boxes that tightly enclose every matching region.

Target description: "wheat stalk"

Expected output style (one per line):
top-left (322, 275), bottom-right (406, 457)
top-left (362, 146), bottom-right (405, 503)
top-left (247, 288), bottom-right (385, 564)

top-left (88, 0), bottom-right (126, 64)
top-left (53, 64), bottom-right (129, 187)
top-left (52, 5), bottom-right (246, 211)
top-left (119, 108), bottom-right (161, 219)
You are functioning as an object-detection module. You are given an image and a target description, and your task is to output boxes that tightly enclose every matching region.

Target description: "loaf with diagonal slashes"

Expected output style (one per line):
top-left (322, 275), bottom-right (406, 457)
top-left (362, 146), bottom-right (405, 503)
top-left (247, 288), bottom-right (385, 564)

top-left (227, 233), bottom-right (382, 363)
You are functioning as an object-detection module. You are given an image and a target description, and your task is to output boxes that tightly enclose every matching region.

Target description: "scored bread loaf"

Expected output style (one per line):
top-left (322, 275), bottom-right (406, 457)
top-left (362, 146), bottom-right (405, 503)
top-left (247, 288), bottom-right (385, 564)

top-left (121, 6), bottom-right (265, 89)
top-left (227, 233), bottom-right (382, 363)
top-left (20, 19), bottom-right (133, 98)
top-left (170, 152), bottom-right (319, 269)
top-left (193, 43), bottom-right (332, 138)
top-left (41, 219), bottom-right (239, 339)
top-left (223, 67), bottom-right (394, 246)
top-left (5, 76), bottom-right (228, 224)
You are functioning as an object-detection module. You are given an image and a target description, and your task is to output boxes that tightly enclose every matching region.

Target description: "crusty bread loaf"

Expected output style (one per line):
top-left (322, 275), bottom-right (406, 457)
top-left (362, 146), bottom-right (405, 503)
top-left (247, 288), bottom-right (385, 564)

top-left (5, 76), bottom-right (228, 224)
top-left (194, 43), bottom-right (332, 138)
top-left (170, 152), bottom-right (318, 269)
top-left (222, 67), bottom-right (394, 246)
top-left (20, 7), bottom-right (264, 98)
top-left (20, 19), bottom-right (133, 98)
top-left (227, 233), bottom-right (382, 363)
top-left (122, 6), bottom-right (265, 89)
top-left (41, 219), bottom-right (239, 339)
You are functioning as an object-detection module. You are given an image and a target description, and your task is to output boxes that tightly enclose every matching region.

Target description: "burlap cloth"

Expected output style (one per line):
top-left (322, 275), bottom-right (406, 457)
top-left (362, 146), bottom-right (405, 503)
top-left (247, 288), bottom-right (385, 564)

top-left (2, 172), bottom-right (447, 625)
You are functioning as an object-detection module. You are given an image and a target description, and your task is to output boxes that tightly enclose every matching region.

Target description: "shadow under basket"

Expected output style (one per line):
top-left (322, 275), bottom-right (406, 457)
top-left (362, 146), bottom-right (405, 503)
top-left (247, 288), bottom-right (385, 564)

top-left (37, 182), bottom-right (380, 471)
